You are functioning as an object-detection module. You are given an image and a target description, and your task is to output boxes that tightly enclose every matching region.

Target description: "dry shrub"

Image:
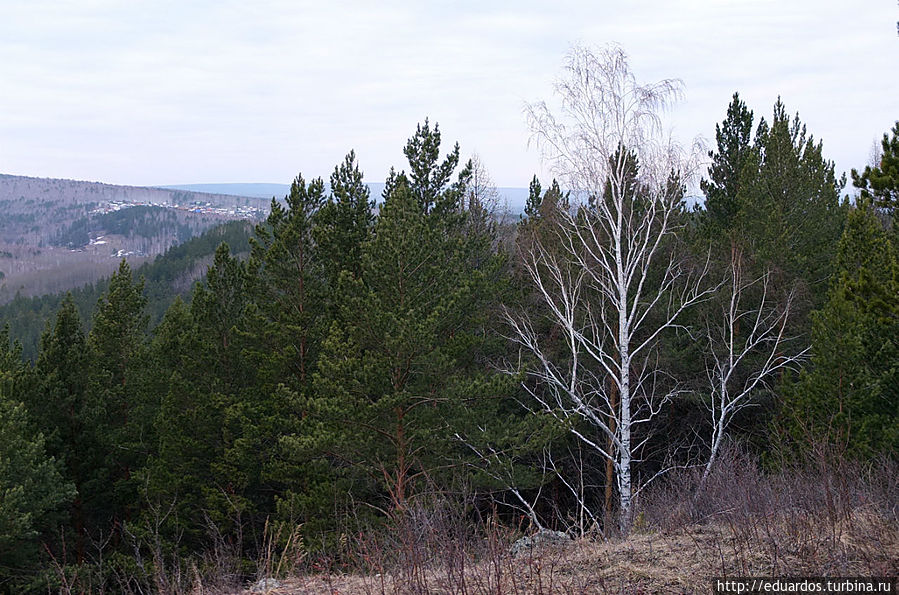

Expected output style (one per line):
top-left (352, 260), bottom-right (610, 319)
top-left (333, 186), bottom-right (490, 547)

top-left (84, 449), bottom-right (895, 594)
top-left (639, 444), bottom-right (899, 577)
top-left (244, 449), bottom-right (897, 594)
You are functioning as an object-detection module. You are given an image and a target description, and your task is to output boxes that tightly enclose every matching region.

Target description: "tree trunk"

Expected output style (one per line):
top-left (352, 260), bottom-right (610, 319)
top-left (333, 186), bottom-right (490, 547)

top-left (604, 376), bottom-right (618, 533)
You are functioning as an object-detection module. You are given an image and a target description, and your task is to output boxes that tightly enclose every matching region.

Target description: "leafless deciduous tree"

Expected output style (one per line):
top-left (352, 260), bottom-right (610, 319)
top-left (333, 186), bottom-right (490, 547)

top-left (466, 154), bottom-right (502, 215)
top-left (700, 249), bottom-right (809, 483)
top-left (506, 44), bottom-right (710, 533)
top-left (465, 154), bottom-right (511, 243)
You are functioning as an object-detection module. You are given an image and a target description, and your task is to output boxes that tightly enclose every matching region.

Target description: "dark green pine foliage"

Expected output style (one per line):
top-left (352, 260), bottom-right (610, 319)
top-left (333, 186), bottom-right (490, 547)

top-left (0, 391), bottom-right (74, 590)
top-left (543, 178), bottom-right (569, 213)
top-left (308, 122), bottom-right (506, 516)
top-left (191, 243), bottom-right (253, 392)
top-left (31, 296), bottom-right (91, 463)
top-left (524, 175), bottom-right (542, 220)
top-left (315, 151), bottom-right (375, 289)
top-left (514, 175), bottom-right (574, 355)
top-left (402, 119), bottom-right (469, 217)
top-left (247, 175), bottom-right (326, 390)
top-left (736, 99), bottom-right (845, 303)
top-left (239, 164), bottom-right (372, 539)
top-left (596, 145), bottom-right (643, 213)
top-left (382, 166), bottom-right (409, 201)
top-left (700, 92), bottom-right (754, 236)
top-left (87, 259), bottom-right (151, 530)
top-left (518, 177), bottom-right (569, 243)
top-left (143, 242), bottom-right (279, 549)
top-left (139, 297), bottom-right (233, 549)
top-left (90, 260), bottom-right (149, 391)
top-left (780, 199), bottom-right (899, 457)
top-left (185, 244), bottom-right (267, 535)
top-left (0, 327), bottom-right (75, 589)
top-left (697, 96), bottom-right (846, 312)
top-left (238, 177), bottom-right (334, 537)
top-left (0, 327), bottom-right (25, 396)
top-left (23, 295), bottom-right (97, 562)
top-left (852, 121), bottom-right (899, 213)
top-left (139, 241), bottom-right (262, 551)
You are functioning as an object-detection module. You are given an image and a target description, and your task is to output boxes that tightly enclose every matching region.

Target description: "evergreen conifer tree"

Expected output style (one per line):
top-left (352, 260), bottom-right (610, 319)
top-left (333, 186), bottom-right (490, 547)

top-left (735, 99), bottom-right (845, 305)
top-left (700, 92), bottom-right (754, 235)
top-left (308, 123), bottom-right (505, 515)
top-left (852, 121), bottom-right (899, 212)
top-left (315, 151), bottom-right (375, 289)
top-left (87, 259), bottom-right (150, 531)
top-left (247, 175), bottom-right (326, 390)
top-left (24, 295), bottom-right (96, 561)
top-left (779, 199), bottom-right (899, 456)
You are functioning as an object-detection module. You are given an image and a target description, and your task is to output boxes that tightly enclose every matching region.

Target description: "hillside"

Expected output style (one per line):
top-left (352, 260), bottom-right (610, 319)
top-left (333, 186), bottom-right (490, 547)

top-left (0, 219), bottom-right (254, 359)
top-left (0, 174), bottom-right (267, 302)
top-left (163, 181), bottom-right (533, 212)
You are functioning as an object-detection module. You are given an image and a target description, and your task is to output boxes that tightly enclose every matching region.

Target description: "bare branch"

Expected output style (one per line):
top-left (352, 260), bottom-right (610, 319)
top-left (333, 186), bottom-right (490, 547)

top-left (700, 250), bottom-right (809, 483)
top-left (510, 43), bottom-right (707, 534)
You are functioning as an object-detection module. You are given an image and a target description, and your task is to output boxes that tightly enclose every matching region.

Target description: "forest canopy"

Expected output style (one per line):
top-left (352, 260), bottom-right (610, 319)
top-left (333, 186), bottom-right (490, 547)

top-left (0, 45), bottom-right (896, 594)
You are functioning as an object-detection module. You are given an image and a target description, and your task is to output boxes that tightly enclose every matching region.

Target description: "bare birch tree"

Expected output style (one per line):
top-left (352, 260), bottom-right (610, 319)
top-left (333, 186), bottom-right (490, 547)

top-left (506, 44), bottom-right (710, 533)
top-left (465, 154), bottom-right (510, 243)
top-left (700, 249), bottom-right (809, 482)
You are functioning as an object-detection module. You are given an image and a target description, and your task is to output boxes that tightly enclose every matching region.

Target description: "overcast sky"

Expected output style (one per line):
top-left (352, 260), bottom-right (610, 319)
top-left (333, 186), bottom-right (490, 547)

top-left (1, 1), bottom-right (896, 190)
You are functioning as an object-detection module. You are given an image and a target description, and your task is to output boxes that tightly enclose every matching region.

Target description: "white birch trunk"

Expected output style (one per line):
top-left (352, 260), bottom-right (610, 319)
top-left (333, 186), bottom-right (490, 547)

top-left (505, 44), bottom-right (712, 535)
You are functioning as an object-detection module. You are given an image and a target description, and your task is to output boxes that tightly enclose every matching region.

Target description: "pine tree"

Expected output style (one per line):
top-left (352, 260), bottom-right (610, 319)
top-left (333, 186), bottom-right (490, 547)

top-left (0, 326), bottom-right (27, 412)
top-left (24, 295), bottom-right (96, 561)
top-left (236, 177), bottom-right (334, 539)
top-left (0, 397), bottom-right (74, 585)
top-left (139, 242), bottom-right (271, 550)
top-left (735, 99), bottom-right (846, 305)
top-left (402, 119), bottom-right (464, 215)
top-left (852, 121), bottom-right (899, 212)
top-left (32, 295), bottom-right (91, 463)
top-left (518, 177), bottom-right (569, 250)
top-left (90, 260), bottom-right (149, 387)
top-left (137, 297), bottom-right (222, 548)
top-left (187, 243), bottom-right (275, 540)
top-left (247, 175), bottom-right (326, 390)
top-left (700, 92), bottom-right (754, 235)
top-left (87, 259), bottom-right (150, 530)
top-left (315, 151), bottom-right (375, 289)
top-left (0, 328), bottom-right (74, 585)
top-left (191, 243), bottom-right (252, 391)
top-left (308, 123), bottom-right (505, 515)
top-left (524, 175), bottom-right (543, 220)
top-left (780, 199), bottom-right (899, 457)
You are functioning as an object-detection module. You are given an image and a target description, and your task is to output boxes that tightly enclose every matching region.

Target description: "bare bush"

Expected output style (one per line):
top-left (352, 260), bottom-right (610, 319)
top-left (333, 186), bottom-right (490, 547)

top-left (640, 445), bottom-right (899, 577)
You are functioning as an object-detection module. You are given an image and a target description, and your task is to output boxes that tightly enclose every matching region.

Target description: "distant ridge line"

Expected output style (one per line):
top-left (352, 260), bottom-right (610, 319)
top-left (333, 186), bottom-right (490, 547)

top-left (0, 173), bottom-right (266, 205)
top-left (1, 174), bottom-right (533, 211)
top-left (161, 182), bottom-right (532, 211)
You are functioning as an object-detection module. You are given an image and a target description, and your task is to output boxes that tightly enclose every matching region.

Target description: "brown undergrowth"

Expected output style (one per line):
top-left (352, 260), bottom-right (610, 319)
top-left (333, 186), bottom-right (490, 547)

top-left (237, 512), bottom-right (895, 595)
top-left (59, 450), bottom-right (894, 594)
top-left (229, 451), bottom-right (897, 595)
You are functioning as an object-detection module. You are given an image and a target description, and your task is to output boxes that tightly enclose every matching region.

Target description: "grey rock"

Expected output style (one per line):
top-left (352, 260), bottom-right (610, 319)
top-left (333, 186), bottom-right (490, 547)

top-left (510, 528), bottom-right (571, 557)
top-left (249, 577), bottom-right (283, 593)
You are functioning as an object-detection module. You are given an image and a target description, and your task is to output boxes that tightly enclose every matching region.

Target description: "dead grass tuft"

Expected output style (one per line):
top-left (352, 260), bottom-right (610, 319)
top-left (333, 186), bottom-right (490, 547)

top-left (237, 450), bottom-right (897, 594)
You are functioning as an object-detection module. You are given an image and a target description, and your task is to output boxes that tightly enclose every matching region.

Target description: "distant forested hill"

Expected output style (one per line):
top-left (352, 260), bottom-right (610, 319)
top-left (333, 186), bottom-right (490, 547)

top-left (163, 182), bottom-right (533, 212)
top-left (0, 220), bottom-right (253, 359)
top-left (0, 174), bottom-right (267, 301)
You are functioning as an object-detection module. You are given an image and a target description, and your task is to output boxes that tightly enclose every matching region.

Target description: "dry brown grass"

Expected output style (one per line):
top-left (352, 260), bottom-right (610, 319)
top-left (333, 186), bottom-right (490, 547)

top-left (233, 508), bottom-right (897, 595)
top-left (65, 450), bottom-right (893, 594)
top-left (229, 451), bottom-right (898, 595)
